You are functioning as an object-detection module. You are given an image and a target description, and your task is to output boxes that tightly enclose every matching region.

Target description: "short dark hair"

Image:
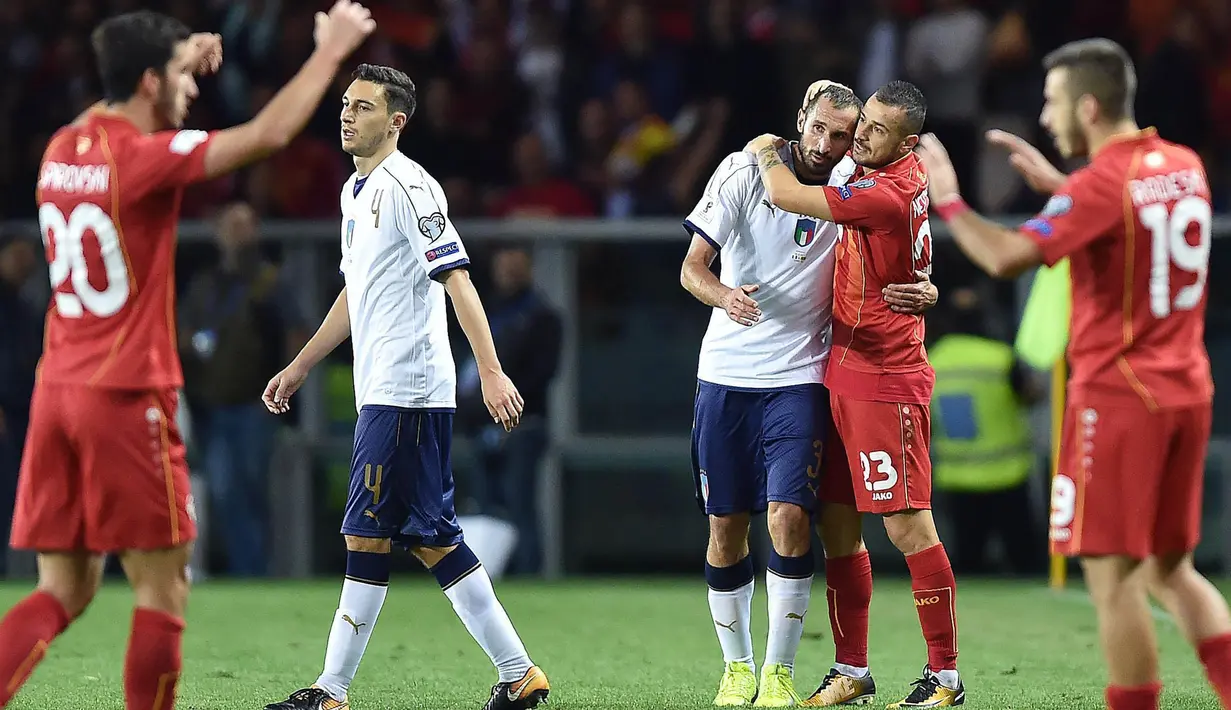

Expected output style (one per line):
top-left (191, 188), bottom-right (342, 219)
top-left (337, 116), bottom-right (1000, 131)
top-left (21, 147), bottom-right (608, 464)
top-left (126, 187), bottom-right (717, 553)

top-left (91, 11), bottom-right (191, 102)
top-left (806, 82), bottom-right (864, 118)
top-left (353, 64), bottom-right (417, 120)
top-left (872, 80), bottom-right (927, 136)
top-left (1043, 38), bottom-right (1136, 122)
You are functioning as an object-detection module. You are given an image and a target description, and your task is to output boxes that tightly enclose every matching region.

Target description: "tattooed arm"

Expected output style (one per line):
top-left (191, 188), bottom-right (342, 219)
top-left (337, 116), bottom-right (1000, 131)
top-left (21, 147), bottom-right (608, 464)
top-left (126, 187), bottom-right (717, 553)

top-left (744, 134), bottom-right (835, 221)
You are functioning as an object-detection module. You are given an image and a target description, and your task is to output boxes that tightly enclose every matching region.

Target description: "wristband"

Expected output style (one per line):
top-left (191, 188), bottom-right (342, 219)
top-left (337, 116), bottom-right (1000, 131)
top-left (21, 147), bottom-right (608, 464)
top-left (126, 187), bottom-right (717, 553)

top-left (933, 195), bottom-right (971, 221)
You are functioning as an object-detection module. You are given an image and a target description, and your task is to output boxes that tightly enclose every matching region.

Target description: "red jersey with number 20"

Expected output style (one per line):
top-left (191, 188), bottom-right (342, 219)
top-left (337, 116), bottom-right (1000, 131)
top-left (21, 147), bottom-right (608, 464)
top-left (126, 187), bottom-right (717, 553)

top-left (35, 112), bottom-right (216, 390)
top-left (820, 151), bottom-right (935, 404)
top-left (1019, 129), bottom-right (1213, 409)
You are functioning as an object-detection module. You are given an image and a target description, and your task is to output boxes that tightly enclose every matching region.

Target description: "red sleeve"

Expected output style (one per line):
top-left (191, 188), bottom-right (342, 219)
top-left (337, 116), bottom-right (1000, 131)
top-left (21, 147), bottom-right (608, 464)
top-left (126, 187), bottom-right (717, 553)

top-left (1018, 167), bottom-right (1121, 267)
top-left (121, 129), bottom-right (216, 198)
top-left (823, 177), bottom-right (908, 232)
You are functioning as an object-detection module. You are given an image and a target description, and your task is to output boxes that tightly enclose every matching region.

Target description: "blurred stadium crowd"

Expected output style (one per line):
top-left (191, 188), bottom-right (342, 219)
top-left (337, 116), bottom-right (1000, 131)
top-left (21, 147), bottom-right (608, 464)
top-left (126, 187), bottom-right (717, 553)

top-left (1, 0), bottom-right (1231, 222)
top-left (4, 0), bottom-right (1231, 578)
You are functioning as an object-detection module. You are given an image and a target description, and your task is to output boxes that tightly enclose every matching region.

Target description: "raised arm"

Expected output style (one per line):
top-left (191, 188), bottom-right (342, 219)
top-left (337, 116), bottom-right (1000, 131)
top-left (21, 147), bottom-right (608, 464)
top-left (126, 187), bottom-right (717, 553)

top-left (918, 133), bottom-right (1117, 279)
top-left (746, 136), bottom-right (835, 221)
top-left (202, 1), bottom-right (375, 179)
top-left (917, 134), bottom-right (1042, 278)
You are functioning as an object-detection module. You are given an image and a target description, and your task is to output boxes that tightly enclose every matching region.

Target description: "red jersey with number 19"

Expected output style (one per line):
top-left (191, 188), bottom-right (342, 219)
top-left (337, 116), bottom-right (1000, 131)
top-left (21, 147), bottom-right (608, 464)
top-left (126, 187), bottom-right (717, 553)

top-left (1019, 129), bottom-right (1213, 408)
top-left (1022, 129), bottom-right (1213, 559)
top-left (36, 112), bottom-right (216, 389)
top-left (820, 151), bottom-right (935, 404)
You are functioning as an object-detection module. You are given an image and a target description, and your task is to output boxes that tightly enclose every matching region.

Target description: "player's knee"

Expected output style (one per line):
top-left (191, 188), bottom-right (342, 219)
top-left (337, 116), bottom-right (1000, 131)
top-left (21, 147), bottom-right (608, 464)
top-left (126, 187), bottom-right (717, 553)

top-left (120, 546), bottom-right (192, 618)
top-left (1082, 555), bottom-right (1145, 606)
top-left (767, 502), bottom-right (811, 556)
top-left (1148, 552), bottom-right (1191, 584)
top-left (882, 509), bottom-right (940, 556)
top-left (36, 554), bottom-right (104, 620)
top-left (708, 513), bottom-right (751, 566)
top-left (410, 543), bottom-right (456, 569)
top-left (818, 503), bottom-right (864, 558)
top-left (38, 581), bottom-right (98, 620)
top-left (345, 535), bottom-right (392, 554)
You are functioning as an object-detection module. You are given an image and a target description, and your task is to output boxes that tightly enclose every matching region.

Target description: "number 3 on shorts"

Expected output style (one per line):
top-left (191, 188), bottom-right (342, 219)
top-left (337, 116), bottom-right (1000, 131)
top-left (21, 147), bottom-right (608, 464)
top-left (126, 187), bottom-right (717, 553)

top-left (860, 450), bottom-right (899, 492)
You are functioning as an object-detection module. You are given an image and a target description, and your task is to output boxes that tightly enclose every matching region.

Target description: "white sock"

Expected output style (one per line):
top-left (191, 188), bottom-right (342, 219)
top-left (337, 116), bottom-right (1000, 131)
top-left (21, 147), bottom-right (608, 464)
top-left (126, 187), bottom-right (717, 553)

top-left (708, 578), bottom-right (755, 666)
top-left (835, 663), bottom-right (870, 678)
top-left (316, 579), bottom-right (388, 701)
top-left (934, 668), bottom-right (960, 690)
top-left (765, 570), bottom-right (812, 668)
top-left (444, 564), bottom-right (533, 682)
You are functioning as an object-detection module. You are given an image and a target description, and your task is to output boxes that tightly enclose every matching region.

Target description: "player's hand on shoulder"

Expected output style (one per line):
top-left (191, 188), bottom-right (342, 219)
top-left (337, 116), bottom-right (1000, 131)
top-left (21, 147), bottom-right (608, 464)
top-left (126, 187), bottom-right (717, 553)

top-left (481, 371), bottom-right (524, 432)
top-left (883, 270), bottom-right (938, 314)
top-left (722, 284), bottom-right (761, 327)
top-left (314, 0), bottom-right (377, 63)
top-left (263, 362), bottom-right (310, 415)
top-left (744, 134), bottom-right (785, 155)
top-left (986, 129), bottom-right (1068, 195)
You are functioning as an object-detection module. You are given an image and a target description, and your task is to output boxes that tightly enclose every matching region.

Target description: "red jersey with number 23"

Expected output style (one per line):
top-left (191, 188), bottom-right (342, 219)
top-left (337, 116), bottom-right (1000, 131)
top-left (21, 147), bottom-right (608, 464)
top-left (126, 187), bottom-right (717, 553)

top-left (1019, 129), bottom-right (1213, 409)
top-left (36, 112), bottom-right (216, 390)
top-left (820, 151), bottom-right (935, 404)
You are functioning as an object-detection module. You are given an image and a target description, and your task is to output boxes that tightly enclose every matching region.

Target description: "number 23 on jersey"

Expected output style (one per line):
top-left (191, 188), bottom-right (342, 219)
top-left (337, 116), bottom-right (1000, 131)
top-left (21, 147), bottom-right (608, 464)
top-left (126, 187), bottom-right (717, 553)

top-left (39, 202), bottom-right (131, 319)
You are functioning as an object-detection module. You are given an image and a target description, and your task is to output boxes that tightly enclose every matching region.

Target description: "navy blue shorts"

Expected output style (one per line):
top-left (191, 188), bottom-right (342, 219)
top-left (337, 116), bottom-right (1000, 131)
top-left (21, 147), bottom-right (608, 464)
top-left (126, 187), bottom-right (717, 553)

top-left (690, 381), bottom-right (829, 515)
top-left (340, 406), bottom-right (464, 549)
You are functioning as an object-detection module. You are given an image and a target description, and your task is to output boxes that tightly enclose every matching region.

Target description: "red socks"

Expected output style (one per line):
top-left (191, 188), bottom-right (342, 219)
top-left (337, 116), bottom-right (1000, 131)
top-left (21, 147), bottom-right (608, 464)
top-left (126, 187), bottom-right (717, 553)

top-left (825, 550), bottom-right (872, 667)
top-left (905, 543), bottom-right (959, 671)
top-left (0, 591), bottom-right (71, 706)
top-left (1106, 682), bottom-right (1161, 710)
top-left (125, 608), bottom-right (185, 710)
top-left (1199, 632), bottom-right (1231, 707)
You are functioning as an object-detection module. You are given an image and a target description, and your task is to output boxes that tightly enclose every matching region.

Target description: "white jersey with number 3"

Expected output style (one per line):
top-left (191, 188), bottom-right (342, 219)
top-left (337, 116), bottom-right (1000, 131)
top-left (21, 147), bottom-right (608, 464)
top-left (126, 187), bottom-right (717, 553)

top-left (685, 148), bottom-right (855, 388)
top-left (339, 150), bottom-right (470, 411)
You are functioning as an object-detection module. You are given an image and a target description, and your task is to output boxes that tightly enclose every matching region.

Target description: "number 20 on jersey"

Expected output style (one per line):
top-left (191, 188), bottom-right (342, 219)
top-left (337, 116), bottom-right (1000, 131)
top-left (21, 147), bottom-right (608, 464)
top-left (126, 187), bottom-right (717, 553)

top-left (39, 202), bottom-right (130, 319)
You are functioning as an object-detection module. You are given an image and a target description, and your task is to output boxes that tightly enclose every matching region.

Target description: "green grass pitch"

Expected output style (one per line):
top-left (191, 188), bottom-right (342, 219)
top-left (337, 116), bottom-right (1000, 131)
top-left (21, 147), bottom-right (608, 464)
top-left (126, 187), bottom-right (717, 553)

top-left (1, 577), bottom-right (1223, 709)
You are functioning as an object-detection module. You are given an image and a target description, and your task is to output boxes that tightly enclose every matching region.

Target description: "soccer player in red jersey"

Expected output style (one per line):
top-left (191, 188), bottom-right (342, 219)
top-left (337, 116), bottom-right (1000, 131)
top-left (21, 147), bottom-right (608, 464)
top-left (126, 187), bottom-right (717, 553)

top-left (746, 80), bottom-right (964, 708)
top-left (917, 38), bottom-right (1231, 710)
top-left (0, 4), bottom-right (375, 709)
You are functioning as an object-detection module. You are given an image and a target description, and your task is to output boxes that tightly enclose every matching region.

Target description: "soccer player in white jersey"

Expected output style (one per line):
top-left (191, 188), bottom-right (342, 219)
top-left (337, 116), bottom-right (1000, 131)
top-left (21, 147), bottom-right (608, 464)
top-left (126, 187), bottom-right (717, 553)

top-left (261, 64), bottom-right (549, 710)
top-left (681, 82), bottom-right (937, 707)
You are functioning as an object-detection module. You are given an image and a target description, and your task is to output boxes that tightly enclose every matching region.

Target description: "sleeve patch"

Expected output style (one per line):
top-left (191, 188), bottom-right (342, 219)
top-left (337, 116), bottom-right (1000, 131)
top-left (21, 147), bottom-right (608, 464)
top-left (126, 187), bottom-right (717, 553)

top-left (1041, 194), bottom-right (1073, 218)
top-left (837, 185), bottom-right (853, 200)
top-left (426, 242), bottom-right (460, 262)
top-left (418, 212), bottom-right (447, 241)
top-left (169, 130), bottom-right (209, 155)
top-left (1022, 218), bottom-right (1054, 238)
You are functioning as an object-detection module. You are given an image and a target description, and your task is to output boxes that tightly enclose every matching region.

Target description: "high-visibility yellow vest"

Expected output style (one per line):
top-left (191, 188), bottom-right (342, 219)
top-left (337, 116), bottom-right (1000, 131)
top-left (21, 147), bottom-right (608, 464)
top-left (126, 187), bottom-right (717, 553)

top-left (930, 335), bottom-right (1034, 492)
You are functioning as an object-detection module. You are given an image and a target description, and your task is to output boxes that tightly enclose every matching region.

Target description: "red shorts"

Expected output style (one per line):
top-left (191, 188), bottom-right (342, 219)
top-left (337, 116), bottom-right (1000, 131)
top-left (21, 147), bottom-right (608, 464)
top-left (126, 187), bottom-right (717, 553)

top-left (819, 392), bottom-right (932, 513)
top-left (12, 382), bottom-right (197, 553)
top-left (1049, 396), bottom-right (1209, 559)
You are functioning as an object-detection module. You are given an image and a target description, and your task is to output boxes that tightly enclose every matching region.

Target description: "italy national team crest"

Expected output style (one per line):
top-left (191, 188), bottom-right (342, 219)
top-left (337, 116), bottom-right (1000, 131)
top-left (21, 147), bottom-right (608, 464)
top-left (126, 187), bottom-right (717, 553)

top-left (794, 218), bottom-right (817, 247)
top-left (346, 219), bottom-right (355, 248)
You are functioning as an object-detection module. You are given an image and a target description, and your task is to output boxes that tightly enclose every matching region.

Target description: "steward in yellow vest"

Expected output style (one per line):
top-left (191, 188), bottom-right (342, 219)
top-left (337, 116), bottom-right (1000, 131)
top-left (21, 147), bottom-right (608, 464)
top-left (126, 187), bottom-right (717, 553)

top-left (930, 288), bottom-right (1047, 575)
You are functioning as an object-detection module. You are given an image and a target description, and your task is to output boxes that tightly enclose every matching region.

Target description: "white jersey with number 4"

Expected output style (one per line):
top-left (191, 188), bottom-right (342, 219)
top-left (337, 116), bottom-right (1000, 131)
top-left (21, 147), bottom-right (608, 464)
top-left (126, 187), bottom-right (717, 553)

top-left (339, 150), bottom-right (470, 411)
top-left (684, 148), bottom-right (855, 388)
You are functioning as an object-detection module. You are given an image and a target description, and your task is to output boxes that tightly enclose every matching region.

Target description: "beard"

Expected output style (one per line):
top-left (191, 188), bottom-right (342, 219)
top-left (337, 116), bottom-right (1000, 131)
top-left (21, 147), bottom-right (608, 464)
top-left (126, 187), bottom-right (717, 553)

top-left (344, 133), bottom-right (385, 158)
top-left (155, 81), bottom-right (182, 129)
